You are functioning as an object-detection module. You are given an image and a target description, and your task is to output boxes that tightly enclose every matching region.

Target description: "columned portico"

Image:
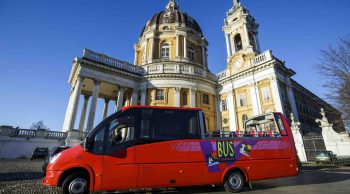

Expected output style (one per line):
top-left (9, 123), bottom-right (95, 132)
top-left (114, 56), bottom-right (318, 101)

top-left (86, 80), bottom-right (101, 133)
top-left (63, 77), bottom-right (84, 132)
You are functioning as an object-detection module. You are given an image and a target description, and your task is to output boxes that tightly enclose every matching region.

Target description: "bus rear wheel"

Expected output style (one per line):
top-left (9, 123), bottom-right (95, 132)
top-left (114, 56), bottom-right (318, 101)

top-left (62, 172), bottom-right (89, 194)
top-left (224, 171), bottom-right (245, 193)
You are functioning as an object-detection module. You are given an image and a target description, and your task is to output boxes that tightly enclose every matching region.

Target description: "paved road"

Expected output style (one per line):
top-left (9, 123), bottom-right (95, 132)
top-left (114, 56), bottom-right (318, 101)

top-left (0, 160), bottom-right (349, 194)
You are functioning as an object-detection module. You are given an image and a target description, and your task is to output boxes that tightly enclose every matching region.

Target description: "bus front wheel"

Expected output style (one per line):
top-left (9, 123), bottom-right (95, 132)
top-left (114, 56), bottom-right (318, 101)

top-left (62, 172), bottom-right (89, 194)
top-left (224, 171), bottom-right (245, 193)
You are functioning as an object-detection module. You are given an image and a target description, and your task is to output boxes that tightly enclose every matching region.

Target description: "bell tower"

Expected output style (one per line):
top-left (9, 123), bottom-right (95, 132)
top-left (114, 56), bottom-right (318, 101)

top-left (223, 0), bottom-right (261, 69)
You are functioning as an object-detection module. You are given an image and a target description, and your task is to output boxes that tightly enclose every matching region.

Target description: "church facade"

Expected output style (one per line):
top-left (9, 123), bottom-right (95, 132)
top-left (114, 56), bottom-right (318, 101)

top-left (62, 0), bottom-right (345, 160)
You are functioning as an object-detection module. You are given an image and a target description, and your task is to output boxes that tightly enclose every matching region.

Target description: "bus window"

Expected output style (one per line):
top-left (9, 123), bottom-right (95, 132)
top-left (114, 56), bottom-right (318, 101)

top-left (245, 113), bottom-right (281, 138)
top-left (275, 114), bottom-right (287, 136)
top-left (139, 109), bottom-right (200, 140)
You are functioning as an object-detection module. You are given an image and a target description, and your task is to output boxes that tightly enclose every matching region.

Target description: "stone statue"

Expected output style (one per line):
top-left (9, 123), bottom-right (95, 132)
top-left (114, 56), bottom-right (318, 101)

top-left (290, 113), bottom-right (301, 132)
top-left (316, 108), bottom-right (333, 128)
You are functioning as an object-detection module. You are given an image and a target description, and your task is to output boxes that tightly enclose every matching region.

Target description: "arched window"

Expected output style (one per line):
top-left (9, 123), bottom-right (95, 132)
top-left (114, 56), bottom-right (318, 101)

top-left (242, 114), bottom-right (248, 128)
top-left (188, 47), bottom-right (195, 62)
top-left (163, 26), bottom-right (170, 31)
top-left (161, 43), bottom-right (170, 59)
top-left (234, 34), bottom-right (243, 52)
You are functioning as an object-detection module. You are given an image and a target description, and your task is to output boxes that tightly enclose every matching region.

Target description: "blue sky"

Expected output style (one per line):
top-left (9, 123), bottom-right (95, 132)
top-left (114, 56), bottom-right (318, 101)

top-left (0, 0), bottom-right (349, 131)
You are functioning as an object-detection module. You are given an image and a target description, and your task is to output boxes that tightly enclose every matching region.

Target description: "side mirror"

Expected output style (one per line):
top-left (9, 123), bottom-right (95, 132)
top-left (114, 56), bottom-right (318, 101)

top-left (83, 137), bottom-right (93, 151)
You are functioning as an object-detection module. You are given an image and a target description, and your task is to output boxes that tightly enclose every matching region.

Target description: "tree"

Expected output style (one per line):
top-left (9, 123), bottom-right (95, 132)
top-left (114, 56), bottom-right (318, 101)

top-left (318, 37), bottom-right (350, 131)
top-left (30, 120), bottom-right (50, 131)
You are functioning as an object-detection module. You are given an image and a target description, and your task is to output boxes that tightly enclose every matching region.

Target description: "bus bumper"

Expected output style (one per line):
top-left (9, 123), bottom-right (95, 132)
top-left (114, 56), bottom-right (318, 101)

top-left (42, 170), bottom-right (62, 186)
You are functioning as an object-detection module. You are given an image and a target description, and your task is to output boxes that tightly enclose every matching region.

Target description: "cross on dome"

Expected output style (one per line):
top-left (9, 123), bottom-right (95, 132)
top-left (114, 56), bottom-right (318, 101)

top-left (166, 0), bottom-right (179, 11)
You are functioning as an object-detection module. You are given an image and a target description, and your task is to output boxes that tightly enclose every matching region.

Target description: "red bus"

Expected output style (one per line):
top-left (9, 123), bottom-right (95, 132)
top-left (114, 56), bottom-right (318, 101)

top-left (43, 106), bottom-right (298, 193)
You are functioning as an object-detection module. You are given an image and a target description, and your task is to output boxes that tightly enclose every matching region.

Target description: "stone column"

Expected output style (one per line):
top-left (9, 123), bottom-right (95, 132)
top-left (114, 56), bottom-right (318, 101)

top-left (216, 95), bottom-right (222, 130)
top-left (102, 99), bottom-right (109, 119)
top-left (227, 90), bottom-right (237, 131)
top-left (225, 34), bottom-right (231, 57)
top-left (115, 87), bottom-right (125, 111)
top-left (149, 38), bottom-right (154, 62)
top-left (270, 76), bottom-right (285, 114)
top-left (174, 87), bottom-right (181, 107)
top-left (140, 88), bottom-right (147, 105)
top-left (201, 43), bottom-right (206, 66)
top-left (63, 77), bottom-right (84, 132)
top-left (134, 47), bottom-right (137, 65)
top-left (254, 33), bottom-right (261, 52)
top-left (286, 78), bottom-right (300, 121)
top-left (190, 88), bottom-right (196, 107)
top-left (78, 95), bottom-right (90, 132)
top-left (184, 36), bottom-right (188, 58)
top-left (249, 82), bottom-right (262, 116)
top-left (131, 89), bottom-right (139, 105)
top-left (176, 35), bottom-right (180, 57)
top-left (86, 80), bottom-right (101, 133)
top-left (243, 24), bottom-right (250, 47)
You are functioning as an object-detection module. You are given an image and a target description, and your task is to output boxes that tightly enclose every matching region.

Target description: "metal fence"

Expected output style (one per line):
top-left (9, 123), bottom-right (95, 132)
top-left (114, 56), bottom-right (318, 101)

top-left (333, 156), bottom-right (350, 165)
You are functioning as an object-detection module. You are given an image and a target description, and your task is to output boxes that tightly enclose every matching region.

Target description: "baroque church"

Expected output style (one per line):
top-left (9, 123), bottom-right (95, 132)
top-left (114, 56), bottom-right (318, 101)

top-left (62, 0), bottom-right (345, 159)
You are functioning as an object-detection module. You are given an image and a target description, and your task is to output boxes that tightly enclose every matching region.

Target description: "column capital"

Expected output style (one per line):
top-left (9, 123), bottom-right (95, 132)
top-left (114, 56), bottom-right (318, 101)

top-left (118, 86), bottom-right (125, 92)
top-left (269, 75), bottom-right (278, 82)
top-left (93, 79), bottom-right (101, 85)
top-left (190, 88), bottom-right (197, 93)
top-left (226, 90), bottom-right (234, 97)
top-left (174, 87), bottom-right (181, 92)
top-left (77, 76), bottom-right (85, 82)
top-left (248, 82), bottom-right (257, 88)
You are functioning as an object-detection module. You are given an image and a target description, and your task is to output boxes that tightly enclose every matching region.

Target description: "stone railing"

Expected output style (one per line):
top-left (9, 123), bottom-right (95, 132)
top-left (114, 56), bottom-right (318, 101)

top-left (0, 127), bottom-right (67, 140)
top-left (67, 130), bottom-right (88, 141)
top-left (83, 49), bottom-right (145, 75)
top-left (144, 63), bottom-right (218, 81)
top-left (216, 50), bottom-right (274, 80)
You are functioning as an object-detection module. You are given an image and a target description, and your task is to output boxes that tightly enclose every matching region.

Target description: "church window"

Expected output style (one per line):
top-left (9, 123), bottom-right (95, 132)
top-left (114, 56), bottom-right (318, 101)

top-left (203, 94), bottom-right (209, 105)
top-left (239, 93), bottom-right (246, 107)
top-left (262, 87), bottom-right (271, 102)
top-left (155, 89), bottom-right (165, 101)
top-left (188, 47), bottom-right (195, 62)
top-left (234, 34), bottom-right (243, 52)
top-left (161, 43), bottom-right (170, 59)
top-left (222, 99), bottom-right (228, 111)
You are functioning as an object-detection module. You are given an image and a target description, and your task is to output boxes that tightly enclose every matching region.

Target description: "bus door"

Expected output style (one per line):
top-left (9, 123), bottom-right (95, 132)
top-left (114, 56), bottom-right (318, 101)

top-left (135, 109), bottom-right (204, 188)
top-left (101, 109), bottom-right (138, 191)
top-left (243, 113), bottom-right (295, 180)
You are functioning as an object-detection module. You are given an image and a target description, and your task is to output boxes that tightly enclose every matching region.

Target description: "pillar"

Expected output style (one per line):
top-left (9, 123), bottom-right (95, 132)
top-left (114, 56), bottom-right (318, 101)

top-left (140, 88), bottom-right (147, 105)
top-left (190, 88), bottom-right (196, 107)
top-left (202, 43), bottom-right (206, 66)
top-left (227, 91), bottom-right (237, 131)
top-left (174, 87), bottom-right (181, 107)
top-left (286, 78), bottom-right (300, 121)
top-left (216, 95), bottom-right (222, 130)
top-left (249, 82), bottom-right (262, 116)
top-left (225, 34), bottom-right (232, 57)
top-left (243, 24), bottom-right (250, 47)
top-left (78, 95), bottom-right (90, 132)
top-left (102, 99), bottom-right (109, 119)
top-left (115, 87), bottom-right (125, 111)
top-left (270, 76), bottom-right (285, 114)
top-left (86, 80), bottom-right (101, 133)
top-left (131, 89), bottom-right (139, 105)
top-left (184, 36), bottom-right (188, 58)
top-left (176, 35), bottom-right (180, 57)
top-left (149, 38), bottom-right (154, 62)
top-left (62, 77), bottom-right (84, 132)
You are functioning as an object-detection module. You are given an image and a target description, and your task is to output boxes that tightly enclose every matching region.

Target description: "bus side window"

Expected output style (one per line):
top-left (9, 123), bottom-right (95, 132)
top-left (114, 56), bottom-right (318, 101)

top-left (275, 114), bottom-right (287, 136)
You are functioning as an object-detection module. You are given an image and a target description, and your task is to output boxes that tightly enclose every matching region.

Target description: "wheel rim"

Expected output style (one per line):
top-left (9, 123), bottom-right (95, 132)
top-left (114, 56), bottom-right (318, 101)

top-left (229, 174), bottom-right (241, 189)
top-left (68, 178), bottom-right (87, 194)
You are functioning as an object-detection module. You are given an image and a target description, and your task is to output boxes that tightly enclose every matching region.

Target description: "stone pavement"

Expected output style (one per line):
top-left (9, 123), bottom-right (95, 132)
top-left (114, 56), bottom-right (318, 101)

top-left (0, 160), bottom-right (349, 194)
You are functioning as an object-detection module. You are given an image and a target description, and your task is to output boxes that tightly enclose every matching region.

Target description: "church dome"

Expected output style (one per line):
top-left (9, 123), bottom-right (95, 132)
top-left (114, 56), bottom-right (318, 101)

top-left (140, 0), bottom-right (203, 37)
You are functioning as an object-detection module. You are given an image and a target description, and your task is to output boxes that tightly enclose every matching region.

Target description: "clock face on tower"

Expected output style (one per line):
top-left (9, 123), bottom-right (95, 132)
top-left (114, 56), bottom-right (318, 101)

top-left (234, 59), bottom-right (242, 69)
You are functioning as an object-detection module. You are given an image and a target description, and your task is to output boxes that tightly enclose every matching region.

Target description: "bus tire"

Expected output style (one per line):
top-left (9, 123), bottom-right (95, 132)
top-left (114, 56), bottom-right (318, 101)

top-left (62, 172), bottom-right (89, 194)
top-left (224, 171), bottom-right (245, 193)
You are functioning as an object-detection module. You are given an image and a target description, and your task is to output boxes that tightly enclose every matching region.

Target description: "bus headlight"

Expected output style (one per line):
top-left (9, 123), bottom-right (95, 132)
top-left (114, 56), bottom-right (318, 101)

top-left (49, 152), bottom-right (62, 164)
